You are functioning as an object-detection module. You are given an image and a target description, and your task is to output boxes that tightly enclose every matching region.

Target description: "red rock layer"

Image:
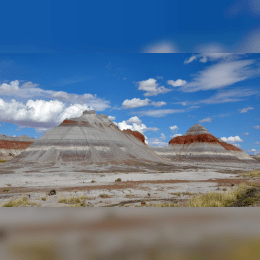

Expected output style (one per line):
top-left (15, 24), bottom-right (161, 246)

top-left (0, 140), bottom-right (34, 149)
top-left (62, 120), bottom-right (78, 124)
top-left (169, 134), bottom-right (241, 152)
top-left (123, 130), bottom-right (145, 143)
top-left (218, 142), bottom-right (242, 152)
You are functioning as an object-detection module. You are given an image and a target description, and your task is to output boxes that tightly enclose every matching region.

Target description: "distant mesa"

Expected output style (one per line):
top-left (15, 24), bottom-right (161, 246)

top-left (0, 134), bottom-right (35, 160)
top-left (9, 110), bottom-right (162, 164)
top-left (151, 124), bottom-right (256, 162)
top-left (123, 129), bottom-right (145, 144)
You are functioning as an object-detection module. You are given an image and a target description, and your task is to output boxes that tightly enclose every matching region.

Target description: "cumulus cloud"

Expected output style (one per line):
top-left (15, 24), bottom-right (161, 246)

top-left (122, 98), bottom-right (150, 109)
top-left (108, 116), bottom-right (116, 121)
top-left (167, 79), bottom-right (187, 87)
top-left (199, 117), bottom-right (212, 123)
top-left (253, 126), bottom-right (260, 129)
top-left (21, 81), bottom-right (39, 88)
top-left (59, 104), bottom-right (93, 121)
top-left (220, 136), bottom-right (243, 143)
top-left (0, 80), bottom-right (19, 94)
top-left (126, 116), bottom-right (142, 125)
top-left (170, 125), bottom-right (178, 133)
top-left (122, 98), bottom-right (166, 109)
top-left (0, 98), bottom-right (65, 129)
top-left (254, 142), bottom-right (260, 145)
top-left (135, 109), bottom-right (186, 117)
top-left (117, 117), bottom-right (159, 134)
top-left (180, 59), bottom-right (260, 92)
top-left (245, 148), bottom-right (260, 155)
top-left (0, 80), bottom-right (110, 111)
top-left (238, 107), bottom-right (254, 113)
top-left (147, 133), bottom-right (168, 147)
top-left (137, 78), bottom-right (172, 96)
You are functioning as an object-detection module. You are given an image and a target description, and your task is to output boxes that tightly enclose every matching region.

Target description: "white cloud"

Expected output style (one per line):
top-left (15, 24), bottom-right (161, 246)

top-left (59, 104), bottom-right (93, 121)
top-left (117, 121), bottom-right (158, 134)
top-left (195, 88), bottom-right (257, 105)
top-left (170, 133), bottom-right (183, 138)
top-left (135, 109), bottom-right (186, 117)
top-left (126, 116), bottom-right (142, 125)
top-left (184, 53), bottom-right (234, 64)
top-left (147, 133), bottom-right (168, 147)
top-left (199, 117), bottom-right (212, 123)
top-left (0, 80), bottom-right (110, 111)
top-left (137, 78), bottom-right (172, 96)
top-left (0, 80), bottom-right (19, 94)
top-left (254, 126), bottom-right (260, 129)
top-left (220, 136), bottom-right (243, 143)
top-left (122, 98), bottom-right (167, 109)
top-left (243, 132), bottom-right (250, 136)
top-left (238, 107), bottom-right (254, 113)
top-left (141, 41), bottom-right (178, 53)
top-left (180, 59), bottom-right (259, 92)
top-left (245, 148), bottom-right (260, 155)
top-left (167, 79), bottom-right (187, 87)
top-left (254, 142), bottom-right (260, 145)
top-left (0, 98), bottom-right (65, 129)
top-left (108, 116), bottom-right (116, 121)
top-left (122, 98), bottom-right (150, 109)
top-left (21, 81), bottom-right (39, 88)
top-left (150, 101), bottom-right (166, 107)
top-left (170, 125), bottom-right (178, 133)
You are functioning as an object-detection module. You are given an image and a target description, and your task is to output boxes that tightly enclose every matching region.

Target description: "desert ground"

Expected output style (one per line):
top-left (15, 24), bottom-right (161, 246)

top-left (1, 159), bottom-right (260, 207)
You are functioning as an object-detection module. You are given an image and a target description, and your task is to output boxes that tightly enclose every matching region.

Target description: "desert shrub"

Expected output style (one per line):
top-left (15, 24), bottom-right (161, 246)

top-left (91, 180), bottom-right (96, 183)
top-left (2, 189), bottom-right (9, 192)
top-left (41, 197), bottom-right (46, 201)
top-left (99, 194), bottom-right (112, 198)
top-left (115, 178), bottom-right (122, 182)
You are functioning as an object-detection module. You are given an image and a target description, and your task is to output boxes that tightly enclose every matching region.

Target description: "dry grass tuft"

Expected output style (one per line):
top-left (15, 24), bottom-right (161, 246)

top-left (2, 196), bottom-right (39, 207)
top-left (188, 183), bottom-right (247, 207)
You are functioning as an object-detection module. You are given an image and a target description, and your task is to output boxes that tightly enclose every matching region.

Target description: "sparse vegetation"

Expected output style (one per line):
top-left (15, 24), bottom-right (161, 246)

top-left (2, 196), bottom-right (39, 207)
top-left (243, 170), bottom-right (260, 178)
top-left (125, 194), bottom-right (135, 198)
top-left (2, 189), bottom-right (9, 192)
top-left (0, 160), bottom-right (7, 164)
top-left (41, 197), bottom-right (46, 201)
top-left (115, 178), bottom-right (122, 182)
top-left (91, 180), bottom-right (96, 183)
top-left (58, 195), bottom-right (87, 207)
top-left (249, 182), bottom-right (257, 186)
top-left (188, 183), bottom-right (248, 207)
top-left (99, 194), bottom-right (112, 198)
top-left (170, 192), bottom-right (181, 197)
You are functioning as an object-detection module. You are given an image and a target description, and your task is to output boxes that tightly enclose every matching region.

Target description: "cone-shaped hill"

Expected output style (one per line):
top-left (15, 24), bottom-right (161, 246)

top-left (10, 110), bottom-right (163, 164)
top-left (151, 124), bottom-right (256, 162)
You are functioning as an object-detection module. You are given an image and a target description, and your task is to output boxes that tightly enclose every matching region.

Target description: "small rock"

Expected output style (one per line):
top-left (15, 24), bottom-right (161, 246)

top-left (141, 201), bottom-right (146, 205)
top-left (48, 189), bottom-right (56, 196)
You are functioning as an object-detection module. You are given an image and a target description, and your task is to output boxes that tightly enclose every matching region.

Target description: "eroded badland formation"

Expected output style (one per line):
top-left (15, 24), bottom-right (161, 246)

top-left (0, 110), bottom-right (260, 207)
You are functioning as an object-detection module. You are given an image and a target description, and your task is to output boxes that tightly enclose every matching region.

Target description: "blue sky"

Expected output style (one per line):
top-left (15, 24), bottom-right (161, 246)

top-left (0, 53), bottom-right (259, 155)
top-left (0, 0), bottom-right (259, 53)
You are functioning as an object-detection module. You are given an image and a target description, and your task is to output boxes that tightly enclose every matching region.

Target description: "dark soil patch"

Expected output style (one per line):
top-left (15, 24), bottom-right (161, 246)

top-left (228, 186), bottom-right (260, 207)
